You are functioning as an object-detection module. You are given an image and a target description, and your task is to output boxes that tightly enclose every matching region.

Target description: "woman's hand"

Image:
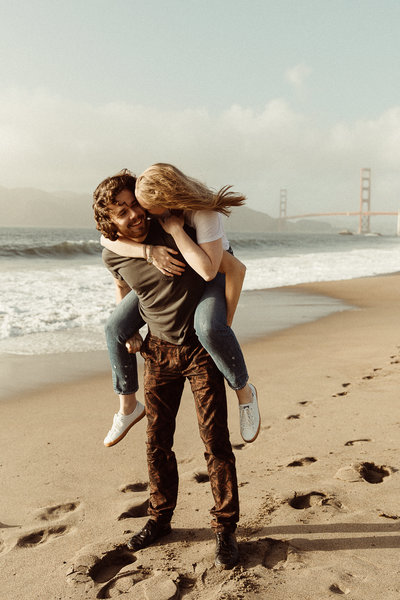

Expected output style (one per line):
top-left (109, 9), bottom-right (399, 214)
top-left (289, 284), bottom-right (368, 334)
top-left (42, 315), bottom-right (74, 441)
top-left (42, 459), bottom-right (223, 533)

top-left (159, 214), bottom-right (185, 236)
top-left (125, 332), bottom-right (144, 353)
top-left (152, 245), bottom-right (186, 276)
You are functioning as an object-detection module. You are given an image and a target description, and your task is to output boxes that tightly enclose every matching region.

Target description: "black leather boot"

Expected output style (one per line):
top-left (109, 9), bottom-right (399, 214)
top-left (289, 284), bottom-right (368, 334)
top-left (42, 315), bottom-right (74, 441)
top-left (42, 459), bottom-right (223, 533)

top-left (214, 531), bottom-right (239, 569)
top-left (127, 518), bottom-right (171, 551)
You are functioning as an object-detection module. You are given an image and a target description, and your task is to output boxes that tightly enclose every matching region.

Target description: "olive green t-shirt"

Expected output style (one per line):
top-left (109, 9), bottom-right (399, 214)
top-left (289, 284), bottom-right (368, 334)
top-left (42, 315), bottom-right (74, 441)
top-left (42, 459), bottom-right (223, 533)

top-left (103, 221), bottom-right (206, 345)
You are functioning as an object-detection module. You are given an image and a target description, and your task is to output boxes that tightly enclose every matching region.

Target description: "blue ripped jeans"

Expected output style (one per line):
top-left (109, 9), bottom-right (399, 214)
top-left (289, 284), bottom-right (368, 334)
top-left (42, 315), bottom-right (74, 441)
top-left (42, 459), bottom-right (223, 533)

top-left (104, 273), bottom-right (248, 396)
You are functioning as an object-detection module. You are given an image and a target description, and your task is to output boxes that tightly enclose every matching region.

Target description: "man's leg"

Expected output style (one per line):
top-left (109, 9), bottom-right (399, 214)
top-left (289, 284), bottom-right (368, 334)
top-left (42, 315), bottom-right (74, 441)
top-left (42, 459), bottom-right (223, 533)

top-left (183, 340), bottom-right (240, 568)
top-left (128, 337), bottom-right (184, 551)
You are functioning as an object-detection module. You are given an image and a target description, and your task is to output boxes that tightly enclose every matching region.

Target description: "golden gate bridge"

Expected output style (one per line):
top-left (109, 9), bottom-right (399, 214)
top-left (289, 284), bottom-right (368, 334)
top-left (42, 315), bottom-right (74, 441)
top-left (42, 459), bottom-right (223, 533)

top-left (279, 168), bottom-right (400, 234)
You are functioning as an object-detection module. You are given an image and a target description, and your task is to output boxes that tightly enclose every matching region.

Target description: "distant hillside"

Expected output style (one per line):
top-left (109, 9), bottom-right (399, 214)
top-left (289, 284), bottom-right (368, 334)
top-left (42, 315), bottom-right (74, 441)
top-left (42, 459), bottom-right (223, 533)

top-left (223, 206), bottom-right (276, 232)
top-left (0, 186), bottom-right (94, 228)
top-left (0, 185), bottom-right (335, 233)
top-left (224, 206), bottom-right (336, 233)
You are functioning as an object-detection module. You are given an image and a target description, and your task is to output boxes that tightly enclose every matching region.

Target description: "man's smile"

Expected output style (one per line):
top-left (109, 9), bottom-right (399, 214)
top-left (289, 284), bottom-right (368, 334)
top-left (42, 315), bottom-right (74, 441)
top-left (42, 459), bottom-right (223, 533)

top-left (128, 216), bottom-right (146, 229)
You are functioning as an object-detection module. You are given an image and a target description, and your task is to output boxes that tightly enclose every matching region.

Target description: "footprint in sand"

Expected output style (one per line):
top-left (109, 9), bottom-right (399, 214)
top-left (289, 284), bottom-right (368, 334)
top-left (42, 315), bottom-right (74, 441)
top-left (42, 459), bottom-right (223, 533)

top-left (88, 548), bottom-right (136, 584)
top-left (330, 583), bottom-right (350, 595)
top-left (35, 501), bottom-right (80, 522)
top-left (344, 438), bottom-right (372, 446)
top-left (287, 457), bottom-right (317, 468)
top-left (241, 537), bottom-right (300, 573)
top-left (332, 382), bottom-right (352, 397)
top-left (67, 544), bottom-right (179, 599)
top-left (288, 491), bottom-right (342, 510)
top-left (119, 482), bottom-right (149, 493)
top-left (4, 503), bottom-right (79, 554)
top-left (359, 462), bottom-right (392, 484)
top-left (66, 544), bottom-right (136, 587)
top-left (16, 524), bottom-right (70, 548)
top-left (232, 442), bottom-right (245, 450)
top-left (335, 461), bottom-right (392, 484)
top-left (193, 471), bottom-right (210, 483)
top-left (118, 482), bottom-right (150, 520)
top-left (118, 498), bottom-right (149, 520)
top-left (99, 572), bottom-right (179, 600)
top-left (262, 538), bottom-right (291, 570)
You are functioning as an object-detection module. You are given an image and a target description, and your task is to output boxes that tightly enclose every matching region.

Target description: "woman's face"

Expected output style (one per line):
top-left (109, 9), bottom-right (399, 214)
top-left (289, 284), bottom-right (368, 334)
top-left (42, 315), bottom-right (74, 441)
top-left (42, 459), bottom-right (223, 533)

top-left (136, 195), bottom-right (170, 218)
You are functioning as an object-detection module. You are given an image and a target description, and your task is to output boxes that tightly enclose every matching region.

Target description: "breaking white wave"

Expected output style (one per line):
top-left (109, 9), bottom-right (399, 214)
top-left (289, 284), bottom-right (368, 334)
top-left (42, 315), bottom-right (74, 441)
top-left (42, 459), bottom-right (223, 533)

top-left (1, 228), bottom-right (399, 355)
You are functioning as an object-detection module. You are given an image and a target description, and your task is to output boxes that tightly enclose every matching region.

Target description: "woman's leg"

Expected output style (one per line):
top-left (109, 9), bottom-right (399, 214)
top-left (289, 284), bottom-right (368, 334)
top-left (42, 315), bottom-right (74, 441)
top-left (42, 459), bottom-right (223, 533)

top-left (194, 273), bottom-right (248, 392)
top-left (103, 291), bottom-right (146, 446)
top-left (194, 274), bottom-right (260, 442)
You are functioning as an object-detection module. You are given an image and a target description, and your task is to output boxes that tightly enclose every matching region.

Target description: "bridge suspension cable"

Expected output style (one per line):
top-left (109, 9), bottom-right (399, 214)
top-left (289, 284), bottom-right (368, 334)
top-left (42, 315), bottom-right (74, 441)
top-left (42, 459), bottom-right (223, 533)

top-left (278, 169), bottom-right (399, 234)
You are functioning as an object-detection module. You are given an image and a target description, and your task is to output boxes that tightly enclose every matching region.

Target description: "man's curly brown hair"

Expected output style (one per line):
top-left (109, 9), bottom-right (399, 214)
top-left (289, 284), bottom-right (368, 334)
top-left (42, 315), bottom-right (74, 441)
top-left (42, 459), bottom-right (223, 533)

top-left (92, 169), bottom-right (137, 241)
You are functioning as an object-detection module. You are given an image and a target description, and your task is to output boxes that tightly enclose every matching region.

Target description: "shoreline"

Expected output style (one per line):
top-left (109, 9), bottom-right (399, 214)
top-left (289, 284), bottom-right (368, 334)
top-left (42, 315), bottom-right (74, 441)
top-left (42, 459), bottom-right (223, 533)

top-left (1, 286), bottom-right (350, 401)
top-left (1, 272), bottom-right (400, 599)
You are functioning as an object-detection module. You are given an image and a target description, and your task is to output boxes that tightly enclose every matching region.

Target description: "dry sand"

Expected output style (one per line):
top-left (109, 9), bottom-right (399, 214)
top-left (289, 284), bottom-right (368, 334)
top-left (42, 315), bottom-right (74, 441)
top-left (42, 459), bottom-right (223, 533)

top-left (1, 274), bottom-right (400, 599)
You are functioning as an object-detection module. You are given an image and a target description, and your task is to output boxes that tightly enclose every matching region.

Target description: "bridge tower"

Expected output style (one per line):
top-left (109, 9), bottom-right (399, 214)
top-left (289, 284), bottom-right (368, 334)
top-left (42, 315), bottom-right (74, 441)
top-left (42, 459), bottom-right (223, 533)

top-left (358, 168), bottom-right (371, 234)
top-left (279, 188), bottom-right (287, 232)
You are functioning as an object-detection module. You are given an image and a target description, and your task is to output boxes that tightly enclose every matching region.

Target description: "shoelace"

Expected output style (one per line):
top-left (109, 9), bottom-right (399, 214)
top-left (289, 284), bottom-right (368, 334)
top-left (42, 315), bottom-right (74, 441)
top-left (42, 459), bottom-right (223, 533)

top-left (240, 405), bottom-right (254, 429)
top-left (107, 413), bottom-right (125, 435)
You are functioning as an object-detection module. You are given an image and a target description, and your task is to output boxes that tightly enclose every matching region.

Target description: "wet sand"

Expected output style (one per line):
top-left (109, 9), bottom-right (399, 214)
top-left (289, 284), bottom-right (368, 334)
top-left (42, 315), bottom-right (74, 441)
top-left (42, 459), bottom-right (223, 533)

top-left (0, 287), bottom-right (347, 400)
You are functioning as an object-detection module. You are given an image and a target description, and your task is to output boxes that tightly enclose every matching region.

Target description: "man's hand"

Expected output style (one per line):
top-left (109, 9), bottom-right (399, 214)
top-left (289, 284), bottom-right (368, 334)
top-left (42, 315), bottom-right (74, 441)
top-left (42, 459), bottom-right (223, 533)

top-left (152, 245), bottom-right (186, 277)
top-left (125, 332), bottom-right (144, 353)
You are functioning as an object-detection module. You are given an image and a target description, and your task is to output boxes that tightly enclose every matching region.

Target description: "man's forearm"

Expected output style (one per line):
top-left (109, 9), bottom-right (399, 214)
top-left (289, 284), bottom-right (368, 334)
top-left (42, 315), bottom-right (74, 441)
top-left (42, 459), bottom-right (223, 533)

top-left (101, 234), bottom-right (145, 258)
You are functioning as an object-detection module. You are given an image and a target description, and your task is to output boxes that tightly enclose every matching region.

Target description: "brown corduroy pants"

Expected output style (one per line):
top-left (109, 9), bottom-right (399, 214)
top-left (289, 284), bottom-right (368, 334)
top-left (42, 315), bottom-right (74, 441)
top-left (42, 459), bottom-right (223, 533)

top-left (140, 333), bottom-right (239, 533)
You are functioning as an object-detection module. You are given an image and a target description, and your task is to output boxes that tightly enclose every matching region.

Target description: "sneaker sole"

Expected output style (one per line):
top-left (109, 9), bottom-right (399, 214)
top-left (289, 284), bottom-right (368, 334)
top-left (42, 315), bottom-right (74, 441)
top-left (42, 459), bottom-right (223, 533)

top-left (241, 384), bottom-right (261, 443)
top-left (104, 407), bottom-right (146, 447)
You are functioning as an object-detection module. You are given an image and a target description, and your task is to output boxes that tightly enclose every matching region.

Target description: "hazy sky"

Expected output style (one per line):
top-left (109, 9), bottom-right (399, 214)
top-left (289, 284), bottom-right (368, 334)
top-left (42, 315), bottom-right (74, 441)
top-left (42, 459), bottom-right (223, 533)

top-left (1, 0), bottom-right (399, 219)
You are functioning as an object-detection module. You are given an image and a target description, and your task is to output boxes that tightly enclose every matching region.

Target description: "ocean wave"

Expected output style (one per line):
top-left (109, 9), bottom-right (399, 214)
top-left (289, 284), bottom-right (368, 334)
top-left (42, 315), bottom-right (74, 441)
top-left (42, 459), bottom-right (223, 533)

top-left (1, 231), bottom-right (400, 355)
top-left (243, 247), bottom-right (400, 290)
top-left (0, 239), bottom-right (102, 258)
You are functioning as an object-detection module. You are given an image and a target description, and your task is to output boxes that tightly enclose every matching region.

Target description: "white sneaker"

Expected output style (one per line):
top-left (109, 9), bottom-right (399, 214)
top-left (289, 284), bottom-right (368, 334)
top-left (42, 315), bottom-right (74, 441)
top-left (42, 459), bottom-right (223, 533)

top-left (239, 383), bottom-right (261, 443)
top-left (104, 401), bottom-right (146, 447)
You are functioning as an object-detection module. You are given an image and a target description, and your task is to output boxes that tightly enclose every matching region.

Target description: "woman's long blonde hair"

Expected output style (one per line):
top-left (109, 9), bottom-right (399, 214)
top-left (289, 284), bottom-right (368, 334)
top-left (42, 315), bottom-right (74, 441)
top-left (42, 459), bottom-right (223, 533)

top-left (135, 163), bottom-right (245, 216)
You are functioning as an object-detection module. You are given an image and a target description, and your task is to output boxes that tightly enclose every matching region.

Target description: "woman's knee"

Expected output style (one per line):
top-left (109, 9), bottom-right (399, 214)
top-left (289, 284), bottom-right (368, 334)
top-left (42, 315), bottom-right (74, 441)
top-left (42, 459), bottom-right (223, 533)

top-left (194, 313), bottom-right (229, 346)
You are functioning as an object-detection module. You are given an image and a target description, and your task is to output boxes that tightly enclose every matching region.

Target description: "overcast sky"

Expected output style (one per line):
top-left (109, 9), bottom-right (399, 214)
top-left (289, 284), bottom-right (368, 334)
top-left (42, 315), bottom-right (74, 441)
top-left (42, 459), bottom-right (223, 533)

top-left (1, 0), bottom-right (399, 219)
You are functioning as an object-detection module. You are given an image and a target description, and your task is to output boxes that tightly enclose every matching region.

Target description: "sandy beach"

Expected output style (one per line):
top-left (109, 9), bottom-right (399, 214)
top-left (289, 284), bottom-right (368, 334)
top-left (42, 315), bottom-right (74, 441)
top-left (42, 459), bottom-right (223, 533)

top-left (1, 274), bottom-right (400, 599)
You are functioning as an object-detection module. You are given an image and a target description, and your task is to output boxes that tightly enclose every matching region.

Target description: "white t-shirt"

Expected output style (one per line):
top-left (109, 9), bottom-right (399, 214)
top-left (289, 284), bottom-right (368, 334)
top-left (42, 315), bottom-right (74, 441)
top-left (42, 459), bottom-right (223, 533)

top-left (183, 210), bottom-right (230, 250)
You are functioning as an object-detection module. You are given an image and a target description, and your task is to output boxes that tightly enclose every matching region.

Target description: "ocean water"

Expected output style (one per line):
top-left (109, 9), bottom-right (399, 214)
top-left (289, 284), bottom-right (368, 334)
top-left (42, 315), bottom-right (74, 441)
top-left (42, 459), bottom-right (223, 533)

top-left (1, 227), bottom-right (399, 356)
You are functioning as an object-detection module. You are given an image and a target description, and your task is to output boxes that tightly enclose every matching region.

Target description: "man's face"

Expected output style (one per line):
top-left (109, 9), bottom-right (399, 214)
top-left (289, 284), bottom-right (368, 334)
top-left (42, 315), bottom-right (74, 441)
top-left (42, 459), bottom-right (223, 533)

top-left (109, 189), bottom-right (149, 241)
